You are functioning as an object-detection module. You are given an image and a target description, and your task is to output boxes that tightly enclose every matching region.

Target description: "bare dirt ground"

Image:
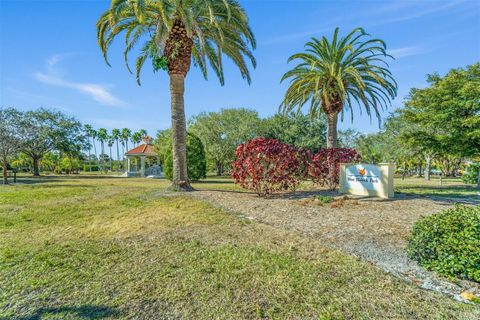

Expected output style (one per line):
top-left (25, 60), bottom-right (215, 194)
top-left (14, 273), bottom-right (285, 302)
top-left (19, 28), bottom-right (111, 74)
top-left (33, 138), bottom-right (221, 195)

top-left (191, 190), bottom-right (480, 302)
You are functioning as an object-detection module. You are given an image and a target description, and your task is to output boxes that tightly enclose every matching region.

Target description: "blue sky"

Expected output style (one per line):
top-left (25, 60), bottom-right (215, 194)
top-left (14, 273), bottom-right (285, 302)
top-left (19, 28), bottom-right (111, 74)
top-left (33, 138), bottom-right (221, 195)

top-left (1, 0), bottom-right (479, 137)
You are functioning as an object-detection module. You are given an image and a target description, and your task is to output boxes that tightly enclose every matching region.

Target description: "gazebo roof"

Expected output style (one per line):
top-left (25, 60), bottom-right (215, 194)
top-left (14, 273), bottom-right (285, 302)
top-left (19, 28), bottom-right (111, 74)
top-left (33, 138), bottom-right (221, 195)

top-left (125, 144), bottom-right (156, 156)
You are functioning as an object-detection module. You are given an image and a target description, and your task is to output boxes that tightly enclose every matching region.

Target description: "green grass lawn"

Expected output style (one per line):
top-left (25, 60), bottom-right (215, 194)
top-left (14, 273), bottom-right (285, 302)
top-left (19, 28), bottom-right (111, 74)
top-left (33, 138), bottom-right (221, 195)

top-left (395, 176), bottom-right (478, 199)
top-left (1, 176), bottom-right (479, 319)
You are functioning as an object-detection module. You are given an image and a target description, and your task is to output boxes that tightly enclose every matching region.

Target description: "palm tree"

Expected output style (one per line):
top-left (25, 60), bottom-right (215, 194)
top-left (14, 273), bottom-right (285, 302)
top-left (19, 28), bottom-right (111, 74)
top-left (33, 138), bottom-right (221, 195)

top-left (83, 125), bottom-right (93, 172)
top-left (107, 136), bottom-right (114, 171)
top-left (281, 28), bottom-right (397, 148)
top-left (97, 0), bottom-right (255, 191)
top-left (121, 128), bottom-right (132, 152)
top-left (131, 132), bottom-right (143, 146)
top-left (111, 128), bottom-right (122, 171)
top-left (84, 125), bottom-right (98, 169)
top-left (138, 129), bottom-right (147, 138)
top-left (97, 128), bottom-right (109, 172)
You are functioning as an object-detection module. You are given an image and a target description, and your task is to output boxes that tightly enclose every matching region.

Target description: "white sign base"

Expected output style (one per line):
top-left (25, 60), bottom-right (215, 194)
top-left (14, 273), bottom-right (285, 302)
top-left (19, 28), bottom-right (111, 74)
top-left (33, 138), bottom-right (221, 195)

top-left (339, 163), bottom-right (395, 199)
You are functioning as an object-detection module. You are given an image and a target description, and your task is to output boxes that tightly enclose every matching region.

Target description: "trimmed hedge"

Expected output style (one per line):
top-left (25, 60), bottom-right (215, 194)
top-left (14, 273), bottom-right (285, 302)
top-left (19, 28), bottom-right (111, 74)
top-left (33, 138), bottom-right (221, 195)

top-left (407, 205), bottom-right (480, 282)
top-left (164, 132), bottom-right (206, 181)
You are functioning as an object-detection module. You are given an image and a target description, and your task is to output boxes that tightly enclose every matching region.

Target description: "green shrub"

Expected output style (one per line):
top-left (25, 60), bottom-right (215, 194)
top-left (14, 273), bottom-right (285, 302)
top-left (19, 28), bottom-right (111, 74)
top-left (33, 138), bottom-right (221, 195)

top-left (83, 164), bottom-right (99, 172)
top-left (407, 205), bottom-right (480, 282)
top-left (164, 132), bottom-right (206, 181)
top-left (462, 163), bottom-right (479, 185)
top-left (314, 195), bottom-right (334, 204)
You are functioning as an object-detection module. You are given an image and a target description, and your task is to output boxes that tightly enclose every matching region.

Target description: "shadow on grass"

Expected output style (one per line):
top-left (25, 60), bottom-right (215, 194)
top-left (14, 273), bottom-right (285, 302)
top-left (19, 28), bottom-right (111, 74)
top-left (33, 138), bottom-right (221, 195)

top-left (8, 305), bottom-right (120, 320)
top-left (213, 188), bottom-right (480, 206)
top-left (11, 174), bottom-right (125, 185)
top-left (193, 179), bottom-right (235, 185)
top-left (397, 184), bottom-right (476, 193)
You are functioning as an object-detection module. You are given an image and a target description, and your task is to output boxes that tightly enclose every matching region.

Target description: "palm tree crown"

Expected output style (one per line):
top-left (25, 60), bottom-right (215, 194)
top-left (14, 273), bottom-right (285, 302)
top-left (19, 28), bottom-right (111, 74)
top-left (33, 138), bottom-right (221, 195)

top-left (121, 128), bottom-right (132, 150)
top-left (281, 27), bottom-right (397, 148)
top-left (97, 0), bottom-right (256, 84)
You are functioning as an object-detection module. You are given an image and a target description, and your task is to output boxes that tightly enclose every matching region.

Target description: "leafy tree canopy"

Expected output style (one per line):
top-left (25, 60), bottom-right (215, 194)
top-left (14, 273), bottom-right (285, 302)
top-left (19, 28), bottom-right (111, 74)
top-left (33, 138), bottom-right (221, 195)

top-left (17, 108), bottom-right (85, 176)
top-left (260, 113), bottom-right (326, 152)
top-left (399, 63), bottom-right (480, 159)
top-left (189, 108), bottom-right (261, 175)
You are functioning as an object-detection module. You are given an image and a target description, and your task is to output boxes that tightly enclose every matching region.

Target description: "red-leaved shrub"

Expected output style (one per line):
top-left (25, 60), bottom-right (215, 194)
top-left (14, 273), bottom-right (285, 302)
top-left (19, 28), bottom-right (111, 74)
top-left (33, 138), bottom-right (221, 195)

top-left (231, 138), bottom-right (303, 196)
top-left (307, 148), bottom-right (361, 190)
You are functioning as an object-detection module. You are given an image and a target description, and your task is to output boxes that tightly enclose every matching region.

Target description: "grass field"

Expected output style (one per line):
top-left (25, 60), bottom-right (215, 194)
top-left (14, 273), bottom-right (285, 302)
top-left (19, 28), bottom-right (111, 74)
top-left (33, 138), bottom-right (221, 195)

top-left (1, 176), bottom-right (479, 319)
top-left (395, 176), bottom-right (478, 199)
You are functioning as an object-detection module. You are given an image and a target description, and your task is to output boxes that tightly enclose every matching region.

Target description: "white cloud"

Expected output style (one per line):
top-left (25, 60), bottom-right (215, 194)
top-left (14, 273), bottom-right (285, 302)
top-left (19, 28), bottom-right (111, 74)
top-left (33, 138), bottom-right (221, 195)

top-left (375, 0), bottom-right (469, 25)
top-left (263, 27), bottom-right (333, 45)
top-left (34, 54), bottom-right (127, 107)
top-left (389, 46), bottom-right (426, 59)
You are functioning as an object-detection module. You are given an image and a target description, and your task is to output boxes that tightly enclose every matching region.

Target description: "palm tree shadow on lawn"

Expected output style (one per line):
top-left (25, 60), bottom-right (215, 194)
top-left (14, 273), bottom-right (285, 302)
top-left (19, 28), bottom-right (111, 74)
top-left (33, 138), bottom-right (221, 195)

top-left (7, 305), bottom-right (120, 320)
top-left (11, 174), bottom-right (125, 185)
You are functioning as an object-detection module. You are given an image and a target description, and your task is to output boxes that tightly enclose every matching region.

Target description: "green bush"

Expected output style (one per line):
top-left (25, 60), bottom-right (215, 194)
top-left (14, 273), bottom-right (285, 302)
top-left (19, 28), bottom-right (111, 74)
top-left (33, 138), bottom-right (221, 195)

top-left (83, 164), bottom-right (99, 172)
top-left (407, 205), bottom-right (480, 282)
top-left (462, 163), bottom-right (479, 184)
top-left (164, 132), bottom-right (206, 181)
top-left (314, 195), bottom-right (334, 204)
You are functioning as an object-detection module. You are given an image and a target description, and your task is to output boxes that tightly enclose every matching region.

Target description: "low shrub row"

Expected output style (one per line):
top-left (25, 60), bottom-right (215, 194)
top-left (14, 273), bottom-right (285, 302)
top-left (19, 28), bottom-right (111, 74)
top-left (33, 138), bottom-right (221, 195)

top-left (231, 137), bottom-right (360, 196)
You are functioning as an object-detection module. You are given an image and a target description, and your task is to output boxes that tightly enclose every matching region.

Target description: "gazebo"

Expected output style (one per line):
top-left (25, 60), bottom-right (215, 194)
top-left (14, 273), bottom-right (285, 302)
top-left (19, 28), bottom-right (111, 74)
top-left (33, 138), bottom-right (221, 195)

top-left (125, 136), bottom-right (161, 177)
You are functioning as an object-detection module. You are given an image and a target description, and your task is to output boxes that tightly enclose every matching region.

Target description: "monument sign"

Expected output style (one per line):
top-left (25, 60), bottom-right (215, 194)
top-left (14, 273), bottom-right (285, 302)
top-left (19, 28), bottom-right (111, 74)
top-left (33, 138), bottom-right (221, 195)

top-left (339, 163), bottom-right (395, 199)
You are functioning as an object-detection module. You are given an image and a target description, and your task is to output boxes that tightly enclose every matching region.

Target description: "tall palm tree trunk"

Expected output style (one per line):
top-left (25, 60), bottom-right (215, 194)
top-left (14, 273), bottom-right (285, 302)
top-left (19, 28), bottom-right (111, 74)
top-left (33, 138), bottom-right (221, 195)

top-left (169, 74), bottom-right (193, 191)
top-left (109, 147), bottom-right (113, 171)
top-left (92, 138), bottom-right (98, 166)
top-left (100, 142), bottom-right (105, 173)
top-left (87, 143), bottom-right (92, 172)
top-left (326, 111), bottom-right (338, 148)
top-left (115, 140), bottom-right (121, 172)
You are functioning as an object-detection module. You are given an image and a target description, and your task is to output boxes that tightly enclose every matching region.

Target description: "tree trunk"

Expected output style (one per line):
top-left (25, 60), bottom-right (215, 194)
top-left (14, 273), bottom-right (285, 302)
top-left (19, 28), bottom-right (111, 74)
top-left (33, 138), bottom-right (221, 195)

top-left (33, 157), bottom-right (40, 176)
top-left (92, 138), bottom-right (98, 164)
top-left (88, 144), bottom-right (91, 172)
top-left (2, 158), bottom-right (8, 185)
top-left (417, 163), bottom-right (422, 177)
top-left (116, 140), bottom-right (121, 172)
top-left (216, 161), bottom-right (223, 176)
top-left (100, 142), bottom-right (106, 173)
top-left (109, 147), bottom-right (113, 171)
top-left (477, 168), bottom-right (480, 189)
top-left (425, 154), bottom-right (431, 181)
top-left (168, 74), bottom-right (193, 191)
top-left (326, 111), bottom-right (338, 149)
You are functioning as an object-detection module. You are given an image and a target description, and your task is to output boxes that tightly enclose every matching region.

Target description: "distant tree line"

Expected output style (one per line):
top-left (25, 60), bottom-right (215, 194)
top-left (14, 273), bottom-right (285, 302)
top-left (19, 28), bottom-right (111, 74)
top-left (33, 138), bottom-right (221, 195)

top-left (0, 108), bottom-right (149, 184)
